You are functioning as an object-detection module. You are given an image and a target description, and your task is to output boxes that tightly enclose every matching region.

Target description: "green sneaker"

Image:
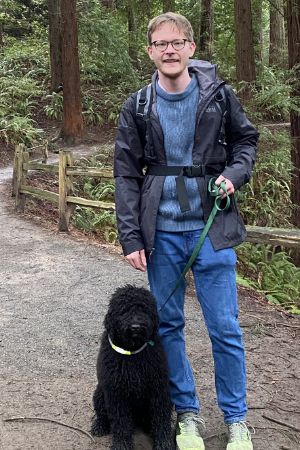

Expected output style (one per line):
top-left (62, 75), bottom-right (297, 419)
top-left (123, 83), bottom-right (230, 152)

top-left (176, 412), bottom-right (205, 450)
top-left (226, 421), bottom-right (253, 449)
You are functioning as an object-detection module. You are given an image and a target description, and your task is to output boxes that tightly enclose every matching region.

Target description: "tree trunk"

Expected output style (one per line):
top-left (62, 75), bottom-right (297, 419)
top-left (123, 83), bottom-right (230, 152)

top-left (60, 0), bottom-right (83, 144)
top-left (252, 0), bottom-right (263, 68)
top-left (269, 0), bottom-right (286, 67)
top-left (162, 0), bottom-right (175, 12)
top-left (127, 0), bottom-right (139, 68)
top-left (0, 23), bottom-right (3, 47)
top-left (100, 0), bottom-right (114, 8)
top-left (47, 0), bottom-right (63, 93)
top-left (199, 0), bottom-right (214, 61)
top-left (234, 0), bottom-right (256, 102)
top-left (287, 0), bottom-right (300, 228)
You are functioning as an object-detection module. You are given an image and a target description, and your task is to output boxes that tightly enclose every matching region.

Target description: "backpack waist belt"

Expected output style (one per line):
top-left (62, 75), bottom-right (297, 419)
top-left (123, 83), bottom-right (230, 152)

top-left (146, 164), bottom-right (222, 213)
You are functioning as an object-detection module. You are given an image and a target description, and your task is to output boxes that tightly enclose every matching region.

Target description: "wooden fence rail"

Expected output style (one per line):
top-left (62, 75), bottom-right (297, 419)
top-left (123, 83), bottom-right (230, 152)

top-left (12, 144), bottom-right (300, 248)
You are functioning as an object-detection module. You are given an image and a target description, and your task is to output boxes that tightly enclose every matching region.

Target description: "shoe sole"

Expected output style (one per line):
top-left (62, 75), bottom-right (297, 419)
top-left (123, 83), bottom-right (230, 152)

top-left (176, 445), bottom-right (205, 450)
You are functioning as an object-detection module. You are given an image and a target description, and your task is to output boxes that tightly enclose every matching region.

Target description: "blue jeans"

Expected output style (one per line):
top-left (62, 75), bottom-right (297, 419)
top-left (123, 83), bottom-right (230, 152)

top-left (147, 230), bottom-right (247, 424)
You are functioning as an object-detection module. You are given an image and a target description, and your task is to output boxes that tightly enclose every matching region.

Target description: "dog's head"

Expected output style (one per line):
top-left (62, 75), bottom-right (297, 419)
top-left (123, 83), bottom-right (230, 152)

top-left (104, 285), bottom-right (159, 351)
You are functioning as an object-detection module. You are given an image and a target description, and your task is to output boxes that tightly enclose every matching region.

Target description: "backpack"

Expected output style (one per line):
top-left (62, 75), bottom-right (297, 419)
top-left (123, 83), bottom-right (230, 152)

top-left (135, 83), bottom-right (230, 147)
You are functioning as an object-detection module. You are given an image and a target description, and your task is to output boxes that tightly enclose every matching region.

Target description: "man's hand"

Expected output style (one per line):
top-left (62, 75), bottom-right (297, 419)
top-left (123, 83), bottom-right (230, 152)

top-left (215, 175), bottom-right (235, 198)
top-left (125, 250), bottom-right (147, 272)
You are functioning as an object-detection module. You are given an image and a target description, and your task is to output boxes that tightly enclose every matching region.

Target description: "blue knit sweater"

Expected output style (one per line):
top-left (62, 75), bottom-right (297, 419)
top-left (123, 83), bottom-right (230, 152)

top-left (155, 75), bottom-right (204, 231)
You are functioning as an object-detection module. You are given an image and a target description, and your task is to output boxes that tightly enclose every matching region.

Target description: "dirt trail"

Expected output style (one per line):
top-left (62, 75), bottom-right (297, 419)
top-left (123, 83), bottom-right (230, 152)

top-left (0, 152), bottom-right (299, 450)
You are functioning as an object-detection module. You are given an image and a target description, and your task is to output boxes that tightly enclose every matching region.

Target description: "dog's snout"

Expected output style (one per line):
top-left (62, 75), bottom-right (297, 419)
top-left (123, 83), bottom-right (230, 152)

top-left (130, 323), bottom-right (142, 330)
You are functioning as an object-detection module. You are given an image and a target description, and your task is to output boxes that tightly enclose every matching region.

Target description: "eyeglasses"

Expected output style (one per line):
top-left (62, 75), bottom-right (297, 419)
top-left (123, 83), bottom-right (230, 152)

top-left (151, 39), bottom-right (190, 52)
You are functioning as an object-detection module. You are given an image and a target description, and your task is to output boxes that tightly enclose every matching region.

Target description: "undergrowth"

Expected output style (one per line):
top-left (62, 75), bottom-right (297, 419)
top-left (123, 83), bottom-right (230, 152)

top-left (71, 149), bottom-right (117, 245)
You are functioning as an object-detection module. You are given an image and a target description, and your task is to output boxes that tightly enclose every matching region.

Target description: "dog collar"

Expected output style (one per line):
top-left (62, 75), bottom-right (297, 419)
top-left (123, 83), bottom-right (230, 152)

top-left (108, 336), bottom-right (154, 356)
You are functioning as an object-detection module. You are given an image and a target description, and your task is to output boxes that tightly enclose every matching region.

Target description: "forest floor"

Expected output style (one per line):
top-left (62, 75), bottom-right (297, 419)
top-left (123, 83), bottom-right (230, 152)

top-left (0, 127), bottom-right (299, 450)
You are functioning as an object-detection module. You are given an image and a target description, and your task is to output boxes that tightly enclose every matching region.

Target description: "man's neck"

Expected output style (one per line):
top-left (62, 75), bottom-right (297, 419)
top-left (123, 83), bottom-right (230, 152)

top-left (157, 70), bottom-right (191, 93)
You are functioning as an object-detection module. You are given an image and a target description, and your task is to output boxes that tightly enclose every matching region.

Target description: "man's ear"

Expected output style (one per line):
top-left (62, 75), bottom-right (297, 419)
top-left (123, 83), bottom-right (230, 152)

top-left (147, 45), bottom-right (154, 60)
top-left (189, 41), bottom-right (196, 58)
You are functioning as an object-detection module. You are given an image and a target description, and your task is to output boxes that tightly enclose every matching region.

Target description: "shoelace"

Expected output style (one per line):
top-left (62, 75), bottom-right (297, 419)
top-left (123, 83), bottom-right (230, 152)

top-left (179, 416), bottom-right (206, 436)
top-left (228, 421), bottom-right (253, 442)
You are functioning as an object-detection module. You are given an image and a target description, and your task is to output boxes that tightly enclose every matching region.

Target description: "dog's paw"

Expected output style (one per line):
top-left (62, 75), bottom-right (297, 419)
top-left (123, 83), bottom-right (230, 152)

top-left (153, 439), bottom-right (175, 450)
top-left (90, 417), bottom-right (110, 436)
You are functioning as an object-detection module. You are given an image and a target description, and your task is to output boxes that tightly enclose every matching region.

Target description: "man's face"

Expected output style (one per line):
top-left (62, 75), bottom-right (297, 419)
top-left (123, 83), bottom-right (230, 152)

top-left (147, 22), bottom-right (196, 80)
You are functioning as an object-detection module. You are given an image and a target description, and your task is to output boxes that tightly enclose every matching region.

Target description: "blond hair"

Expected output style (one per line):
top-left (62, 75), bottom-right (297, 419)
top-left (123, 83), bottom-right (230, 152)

top-left (147, 12), bottom-right (194, 45)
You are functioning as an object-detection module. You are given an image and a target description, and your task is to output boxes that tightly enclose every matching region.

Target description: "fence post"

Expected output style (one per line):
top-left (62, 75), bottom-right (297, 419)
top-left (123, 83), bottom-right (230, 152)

top-left (59, 150), bottom-right (74, 231)
top-left (12, 144), bottom-right (22, 197)
top-left (14, 144), bottom-right (29, 211)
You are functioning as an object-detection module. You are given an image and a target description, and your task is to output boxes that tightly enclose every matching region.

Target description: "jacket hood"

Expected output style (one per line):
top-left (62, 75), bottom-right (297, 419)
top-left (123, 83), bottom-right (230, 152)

top-left (188, 59), bottom-right (221, 93)
top-left (151, 58), bottom-right (222, 96)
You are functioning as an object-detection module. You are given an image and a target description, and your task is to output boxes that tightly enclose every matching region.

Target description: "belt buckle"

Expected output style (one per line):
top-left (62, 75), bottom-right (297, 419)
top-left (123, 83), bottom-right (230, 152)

top-left (193, 164), bottom-right (204, 177)
top-left (183, 166), bottom-right (192, 177)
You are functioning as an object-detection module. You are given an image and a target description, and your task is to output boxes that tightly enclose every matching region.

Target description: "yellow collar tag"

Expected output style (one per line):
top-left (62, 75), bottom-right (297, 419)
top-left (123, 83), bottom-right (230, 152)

top-left (108, 335), bottom-right (153, 356)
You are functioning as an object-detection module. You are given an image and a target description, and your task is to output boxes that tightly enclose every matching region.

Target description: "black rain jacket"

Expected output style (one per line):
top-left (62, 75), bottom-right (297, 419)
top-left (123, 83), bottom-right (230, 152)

top-left (114, 60), bottom-right (259, 256)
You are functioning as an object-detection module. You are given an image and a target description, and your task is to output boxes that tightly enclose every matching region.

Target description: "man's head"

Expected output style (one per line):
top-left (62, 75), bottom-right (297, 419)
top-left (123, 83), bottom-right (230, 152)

top-left (147, 12), bottom-right (194, 45)
top-left (147, 13), bottom-right (196, 84)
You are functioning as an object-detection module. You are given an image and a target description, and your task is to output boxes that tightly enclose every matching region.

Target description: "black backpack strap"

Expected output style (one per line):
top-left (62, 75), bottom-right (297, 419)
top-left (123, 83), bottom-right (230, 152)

top-left (214, 86), bottom-right (229, 146)
top-left (136, 83), bottom-right (152, 120)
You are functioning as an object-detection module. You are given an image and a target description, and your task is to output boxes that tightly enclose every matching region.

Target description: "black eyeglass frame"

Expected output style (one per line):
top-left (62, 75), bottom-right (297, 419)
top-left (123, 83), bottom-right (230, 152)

top-left (150, 39), bottom-right (190, 51)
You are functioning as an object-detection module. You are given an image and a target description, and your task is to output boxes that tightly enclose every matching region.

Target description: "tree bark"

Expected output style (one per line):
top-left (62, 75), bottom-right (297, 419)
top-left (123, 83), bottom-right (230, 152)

top-left (252, 0), bottom-right (263, 67)
top-left (199, 0), bottom-right (214, 61)
top-left (47, 0), bottom-right (63, 93)
top-left (127, 0), bottom-right (139, 68)
top-left (0, 23), bottom-right (3, 47)
top-left (287, 0), bottom-right (300, 228)
top-left (60, 0), bottom-right (83, 144)
top-left (162, 0), bottom-right (175, 12)
top-left (269, 0), bottom-right (286, 67)
top-left (100, 0), bottom-right (114, 8)
top-left (234, 0), bottom-right (256, 102)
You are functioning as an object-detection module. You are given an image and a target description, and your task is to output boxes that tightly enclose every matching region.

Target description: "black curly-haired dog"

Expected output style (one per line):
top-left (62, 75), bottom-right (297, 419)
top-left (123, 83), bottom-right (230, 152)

top-left (91, 284), bottom-right (173, 450)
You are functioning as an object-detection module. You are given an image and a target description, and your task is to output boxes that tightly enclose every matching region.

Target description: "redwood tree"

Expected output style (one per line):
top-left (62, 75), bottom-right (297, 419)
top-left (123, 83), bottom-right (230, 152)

top-left (252, 0), bottom-right (263, 68)
top-left (127, 0), bottom-right (138, 67)
top-left (269, 0), bottom-right (286, 67)
top-left (60, 0), bottom-right (83, 144)
top-left (199, 0), bottom-right (214, 61)
top-left (47, 0), bottom-right (62, 92)
top-left (234, 0), bottom-right (256, 102)
top-left (287, 0), bottom-right (300, 228)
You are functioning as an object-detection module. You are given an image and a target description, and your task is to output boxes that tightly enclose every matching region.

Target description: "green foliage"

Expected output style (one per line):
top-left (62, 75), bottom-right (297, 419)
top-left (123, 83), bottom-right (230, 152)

top-left (250, 66), bottom-right (300, 121)
top-left (238, 128), bottom-right (292, 228)
top-left (79, 1), bottom-right (140, 85)
top-left (72, 206), bottom-right (117, 244)
top-left (44, 92), bottom-right (63, 120)
top-left (0, 36), bottom-right (48, 145)
top-left (237, 127), bottom-right (300, 314)
top-left (82, 92), bottom-right (104, 126)
top-left (237, 243), bottom-right (300, 314)
top-left (71, 151), bottom-right (117, 243)
top-left (1, 35), bottom-right (48, 77)
top-left (0, 115), bottom-right (43, 145)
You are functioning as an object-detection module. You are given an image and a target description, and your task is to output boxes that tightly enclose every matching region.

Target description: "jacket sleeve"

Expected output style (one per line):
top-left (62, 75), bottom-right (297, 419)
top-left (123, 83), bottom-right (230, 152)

top-left (114, 95), bottom-right (145, 256)
top-left (221, 86), bottom-right (259, 189)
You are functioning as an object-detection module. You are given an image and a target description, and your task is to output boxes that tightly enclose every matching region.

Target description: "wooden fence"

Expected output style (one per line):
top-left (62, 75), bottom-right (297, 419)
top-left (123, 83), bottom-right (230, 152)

top-left (12, 144), bottom-right (300, 248)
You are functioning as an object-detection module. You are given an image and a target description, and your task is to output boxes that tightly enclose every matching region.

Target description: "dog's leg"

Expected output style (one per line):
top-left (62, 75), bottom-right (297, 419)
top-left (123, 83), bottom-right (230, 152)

top-left (149, 396), bottom-right (174, 450)
top-left (109, 402), bottom-right (135, 450)
top-left (91, 384), bottom-right (110, 436)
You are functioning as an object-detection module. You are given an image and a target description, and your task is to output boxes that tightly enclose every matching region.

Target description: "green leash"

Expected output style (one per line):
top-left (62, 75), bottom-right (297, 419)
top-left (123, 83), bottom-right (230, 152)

top-left (158, 178), bottom-right (231, 312)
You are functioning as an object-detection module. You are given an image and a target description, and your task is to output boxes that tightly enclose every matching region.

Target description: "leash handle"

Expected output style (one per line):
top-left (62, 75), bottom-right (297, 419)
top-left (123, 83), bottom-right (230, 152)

top-left (208, 178), bottom-right (230, 211)
top-left (158, 178), bottom-right (230, 312)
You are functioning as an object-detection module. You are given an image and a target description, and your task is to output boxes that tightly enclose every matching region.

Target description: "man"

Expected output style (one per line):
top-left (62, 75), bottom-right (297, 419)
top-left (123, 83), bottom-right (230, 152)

top-left (114, 12), bottom-right (258, 450)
